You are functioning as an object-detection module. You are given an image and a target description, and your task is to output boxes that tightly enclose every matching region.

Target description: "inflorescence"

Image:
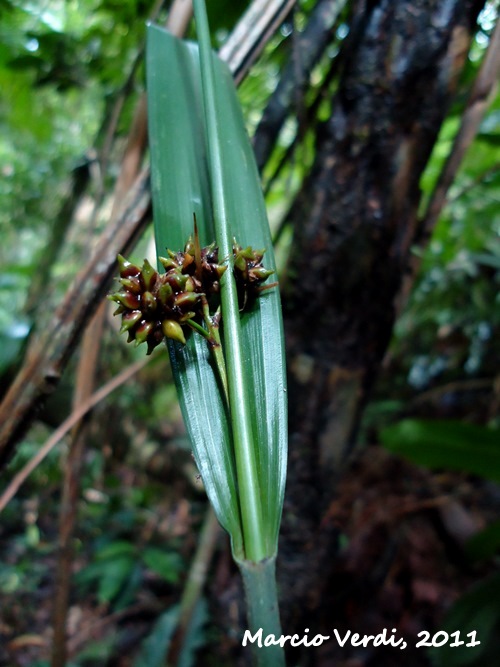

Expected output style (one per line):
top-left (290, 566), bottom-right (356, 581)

top-left (109, 234), bottom-right (275, 355)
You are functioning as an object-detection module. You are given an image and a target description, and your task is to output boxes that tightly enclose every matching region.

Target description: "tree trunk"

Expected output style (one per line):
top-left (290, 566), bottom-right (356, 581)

top-left (279, 0), bottom-right (485, 641)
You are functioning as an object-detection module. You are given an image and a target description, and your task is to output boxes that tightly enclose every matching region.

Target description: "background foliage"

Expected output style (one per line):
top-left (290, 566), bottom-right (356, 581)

top-left (0, 0), bottom-right (499, 665)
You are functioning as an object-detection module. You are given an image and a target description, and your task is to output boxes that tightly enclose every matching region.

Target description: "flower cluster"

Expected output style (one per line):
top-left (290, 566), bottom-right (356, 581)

top-left (233, 241), bottom-right (275, 310)
top-left (109, 236), bottom-right (275, 354)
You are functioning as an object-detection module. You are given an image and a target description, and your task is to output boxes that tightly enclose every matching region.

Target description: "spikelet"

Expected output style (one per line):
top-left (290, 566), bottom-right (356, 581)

top-left (108, 255), bottom-right (200, 354)
top-left (109, 232), bottom-right (275, 352)
top-left (232, 241), bottom-right (275, 310)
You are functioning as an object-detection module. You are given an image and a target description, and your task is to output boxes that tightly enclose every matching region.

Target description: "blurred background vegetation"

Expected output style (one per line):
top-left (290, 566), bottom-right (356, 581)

top-left (0, 0), bottom-right (499, 666)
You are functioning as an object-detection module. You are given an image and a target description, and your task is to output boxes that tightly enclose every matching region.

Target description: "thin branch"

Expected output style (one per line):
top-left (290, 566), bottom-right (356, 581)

top-left (0, 354), bottom-right (161, 513)
top-left (67, 601), bottom-right (163, 656)
top-left (0, 0), bottom-right (302, 469)
top-left (167, 507), bottom-right (222, 667)
top-left (50, 4), bottom-right (193, 662)
top-left (97, 0), bottom-right (166, 183)
top-left (253, 0), bottom-right (346, 171)
top-left (50, 306), bottom-right (106, 667)
top-left (165, 0), bottom-right (193, 37)
top-left (220, 0), bottom-right (296, 85)
top-left (0, 168), bottom-right (152, 468)
top-left (24, 158), bottom-right (94, 315)
top-left (263, 35), bottom-right (344, 198)
top-left (409, 377), bottom-right (494, 407)
top-left (25, 0), bottom-right (162, 319)
top-left (395, 17), bottom-right (500, 316)
top-left (446, 161), bottom-right (500, 204)
top-left (417, 17), bottom-right (500, 254)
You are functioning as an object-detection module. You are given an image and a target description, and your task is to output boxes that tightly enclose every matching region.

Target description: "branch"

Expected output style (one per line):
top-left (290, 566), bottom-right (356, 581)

top-left (0, 171), bottom-right (152, 467)
top-left (416, 17), bottom-right (500, 257)
top-left (219, 0), bottom-right (296, 85)
top-left (24, 158), bottom-right (94, 315)
top-left (0, 354), bottom-right (159, 513)
top-left (395, 16), bottom-right (500, 313)
top-left (50, 6), bottom-right (193, 663)
top-left (253, 0), bottom-right (346, 171)
top-left (167, 507), bottom-right (222, 666)
top-left (0, 0), bottom-right (302, 468)
top-left (446, 162), bottom-right (500, 204)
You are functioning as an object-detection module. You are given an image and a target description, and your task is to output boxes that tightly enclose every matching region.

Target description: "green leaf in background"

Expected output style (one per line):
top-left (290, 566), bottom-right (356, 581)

top-left (146, 24), bottom-right (287, 561)
top-left (465, 519), bottom-right (500, 561)
top-left (75, 540), bottom-right (139, 608)
top-left (143, 547), bottom-right (183, 583)
top-left (429, 573), bottom-right (500, 667)
top-left (380, 419), bottom-right (500, 482)
top-left (177, 598), bottom-right (209, 667)
top-left (95, 540), bottom-right (136, 560)
top-left (96, 556), bottom-right (135, 605)
top-left (133, 606), bottom-right (179, 667)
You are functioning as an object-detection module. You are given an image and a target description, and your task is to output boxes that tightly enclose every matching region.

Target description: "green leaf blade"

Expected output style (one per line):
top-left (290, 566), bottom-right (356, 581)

top-left (147, 23), bottom-right (287, 560)
top-left (381, 419), bottom-right (500, 482)
top-left (168, 335), bottom-right (243, 552)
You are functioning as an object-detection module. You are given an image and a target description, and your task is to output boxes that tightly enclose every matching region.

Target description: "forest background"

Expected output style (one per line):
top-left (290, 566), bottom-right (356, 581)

top-left (0, 0), bottom-right (499, 666)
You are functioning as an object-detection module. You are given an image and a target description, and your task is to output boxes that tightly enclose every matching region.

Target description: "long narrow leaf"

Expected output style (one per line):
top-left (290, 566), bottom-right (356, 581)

top-left (195, 0), bottom-right (266, 562)
top-left (147, 25), bottom-right (287, 559)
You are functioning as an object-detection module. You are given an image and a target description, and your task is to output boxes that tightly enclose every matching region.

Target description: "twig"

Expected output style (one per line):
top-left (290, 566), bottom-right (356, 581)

top-left (220, 0), bottom-right (296, 85)
top-left (446, 162), bottom-right (500, 204)
top-left (24, 158), bottom-right (94, 316)
top-left (49, 5), bottom-right (193, 662)
top-left (97, 0), bottom-right (166, 184)
top-left (263, 45), bottom-right (343, 204)
top-left (410, 377), bottom-right (494, 407)
top-left (0, 169), bottom-right (152, 468)
top-left (0, 354), bottom-right (161, 513)
top-left (411, 17), bottom-right (500, 273)
top-left (253, 0), bottom-right (346, 171)
top-left (0, 0), bottom-right (301, 469)
top-left (167, 507), bottom-right (222, 666)
top-left (50, 305), bottom-right (106, 667)
top-left (66, 600), bottom-right (163, 656)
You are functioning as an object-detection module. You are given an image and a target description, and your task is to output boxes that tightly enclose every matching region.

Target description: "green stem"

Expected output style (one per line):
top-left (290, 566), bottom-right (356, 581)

top-left (186, 318), bottom-right (210, 339)
top-left (193, 0), bottom-right (265, 562)
top-left (200, 299), bottom-right (229, 404)
top-left (191, 310), bottom-right (285, 667)
top-left (238, 557), bottom-right (286, 667)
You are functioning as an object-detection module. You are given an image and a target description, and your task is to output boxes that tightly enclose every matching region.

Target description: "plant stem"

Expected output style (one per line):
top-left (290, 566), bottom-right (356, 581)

top-left (238, 557), bottom-right (286, 667)
top-left (167, 507), bottom-right (222, 666)
top-left (192, 305), bottom-right (286, 666)
top-left (193, 306), bottom-right (286, 662)
top-left (193, 0), bottom-right (266, 562)
top-left (200, 299), bottom-right (229, 404)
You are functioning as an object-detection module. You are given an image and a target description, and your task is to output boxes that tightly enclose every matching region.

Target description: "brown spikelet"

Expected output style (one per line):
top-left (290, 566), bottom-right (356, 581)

top-left (109, 227), bottom-right (276, 352)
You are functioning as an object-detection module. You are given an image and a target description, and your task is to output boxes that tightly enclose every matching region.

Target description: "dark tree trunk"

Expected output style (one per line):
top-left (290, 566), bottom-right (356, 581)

top-left (279, 0), bottom-right (485, 648)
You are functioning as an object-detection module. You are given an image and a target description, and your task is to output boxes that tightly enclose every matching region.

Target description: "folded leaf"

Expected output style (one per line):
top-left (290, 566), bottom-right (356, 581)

top-left (147, 25), bottom-right (287, 560)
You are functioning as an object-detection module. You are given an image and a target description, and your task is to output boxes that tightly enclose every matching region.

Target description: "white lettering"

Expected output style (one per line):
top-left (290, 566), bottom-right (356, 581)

top-left (312, 634), bottom-right (330, 646)
top-left (373, 629), bottom-right (388, 646)
top-left (242, 628), bottom-right (263, 647)
top-left (388, 628), bottom-right (403, 648)
top-left (302, 629), bottom-right (312, 647)
top-left (333, 629), bottom-right (351, 646)
top-left (264, 634), bottom-right (278, 647)
top-left (242, 627), bottom-right (407, 650)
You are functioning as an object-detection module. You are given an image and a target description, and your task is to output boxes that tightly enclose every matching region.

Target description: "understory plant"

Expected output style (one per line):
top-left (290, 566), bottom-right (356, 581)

top-left (110, 1), bottom-right (288, 664)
